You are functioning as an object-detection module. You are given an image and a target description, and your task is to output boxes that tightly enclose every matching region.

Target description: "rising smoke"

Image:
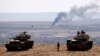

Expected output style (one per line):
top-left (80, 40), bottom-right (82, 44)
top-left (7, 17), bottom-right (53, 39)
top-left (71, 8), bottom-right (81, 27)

top-left (52, 12), bottom-right (67, 26)
top-left (52, 3), bottom-right (100, 26)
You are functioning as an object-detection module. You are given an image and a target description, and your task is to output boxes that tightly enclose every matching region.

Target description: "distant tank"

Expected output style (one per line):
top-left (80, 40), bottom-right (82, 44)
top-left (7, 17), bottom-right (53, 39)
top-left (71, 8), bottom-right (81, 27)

top-left (5, 32), bottom-right (34, 51)
top-left (67, 30), bottom-right (93, 51)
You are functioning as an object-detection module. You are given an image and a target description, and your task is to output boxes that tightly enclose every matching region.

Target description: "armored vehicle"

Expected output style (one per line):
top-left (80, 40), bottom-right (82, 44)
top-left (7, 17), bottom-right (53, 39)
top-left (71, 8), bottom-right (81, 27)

top-left (67, 40), bottom-right (93, 51)
top-left (67, 30), bottom-right (93, 51)
top-left (5, 32), bottom-right (34, 51)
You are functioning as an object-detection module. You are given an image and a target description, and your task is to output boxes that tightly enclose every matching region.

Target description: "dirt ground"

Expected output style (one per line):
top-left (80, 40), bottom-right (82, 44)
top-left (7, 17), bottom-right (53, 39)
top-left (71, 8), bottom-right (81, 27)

top-left (0, 45), bottom-right (100, 56)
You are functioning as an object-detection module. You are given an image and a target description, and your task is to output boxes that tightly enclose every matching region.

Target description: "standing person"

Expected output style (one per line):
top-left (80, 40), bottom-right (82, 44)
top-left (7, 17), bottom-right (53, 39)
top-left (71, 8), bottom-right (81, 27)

top-left (77, 31), bottom-right (80, 35)
top-left (57, 42), bottom-right (60, 52)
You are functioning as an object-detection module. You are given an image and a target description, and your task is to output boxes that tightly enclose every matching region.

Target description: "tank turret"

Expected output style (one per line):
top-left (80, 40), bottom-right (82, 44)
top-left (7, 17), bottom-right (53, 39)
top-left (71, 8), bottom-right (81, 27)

top-left (5, 32), bottom-right (34, 51)
top-left (67, 30), bottom-right (93, 51)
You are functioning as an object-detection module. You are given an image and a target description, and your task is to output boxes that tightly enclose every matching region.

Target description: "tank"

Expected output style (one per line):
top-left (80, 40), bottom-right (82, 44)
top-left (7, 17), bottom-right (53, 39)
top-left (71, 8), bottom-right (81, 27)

top-left (5, 32), bottom-right (34, 51)
top-left (66, 30), bottom-right (93, 51)
top-left (67, 40), bottom-right (93, 51)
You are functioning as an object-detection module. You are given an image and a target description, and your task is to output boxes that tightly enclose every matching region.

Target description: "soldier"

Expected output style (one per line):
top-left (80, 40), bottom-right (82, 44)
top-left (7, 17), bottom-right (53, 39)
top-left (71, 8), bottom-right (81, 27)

top-left (77, 31), bottom-right (80, 35)
top-left (57, 42), bottom-right (60, 51)
top-left (81, 30), bottom-right (85, 34)
top-left (74, 30), bottom-right (90, 41)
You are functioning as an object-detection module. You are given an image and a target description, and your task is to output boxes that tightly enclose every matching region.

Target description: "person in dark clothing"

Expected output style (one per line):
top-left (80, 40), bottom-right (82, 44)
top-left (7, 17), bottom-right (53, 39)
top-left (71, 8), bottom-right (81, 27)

top-left (77, 31), bottom-right (80, 35)
top-left (57, 42), bottom-right (60, 51)
top-left (81, 30), bottom-right (85, 34)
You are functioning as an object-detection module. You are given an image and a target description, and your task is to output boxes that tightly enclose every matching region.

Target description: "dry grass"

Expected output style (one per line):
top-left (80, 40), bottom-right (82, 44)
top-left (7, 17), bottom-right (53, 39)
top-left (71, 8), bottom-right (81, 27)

top-left (0, 45), bottom-right (100, 56)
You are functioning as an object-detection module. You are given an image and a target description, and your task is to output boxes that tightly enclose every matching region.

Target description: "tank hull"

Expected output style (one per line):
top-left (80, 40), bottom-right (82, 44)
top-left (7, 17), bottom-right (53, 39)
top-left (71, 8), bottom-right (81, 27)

top-left (67, 40), bottom-right (93, 51)
top-left (5, 41), bottom-right (33, 51)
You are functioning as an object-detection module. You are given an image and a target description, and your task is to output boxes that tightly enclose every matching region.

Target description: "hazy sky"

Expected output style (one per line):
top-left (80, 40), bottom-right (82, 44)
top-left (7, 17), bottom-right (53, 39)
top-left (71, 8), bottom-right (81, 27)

top-left (0, 0), bottom-right (98, 21)
top-left (0, 13), bottom-right (57, 21)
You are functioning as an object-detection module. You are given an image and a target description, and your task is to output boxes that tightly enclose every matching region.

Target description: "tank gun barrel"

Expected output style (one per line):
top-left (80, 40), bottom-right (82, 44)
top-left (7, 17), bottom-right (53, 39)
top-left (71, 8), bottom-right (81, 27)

top-left (9, 36), bottom-right (18, 40)
top-left (9, 38), bottom-right (15, 39)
